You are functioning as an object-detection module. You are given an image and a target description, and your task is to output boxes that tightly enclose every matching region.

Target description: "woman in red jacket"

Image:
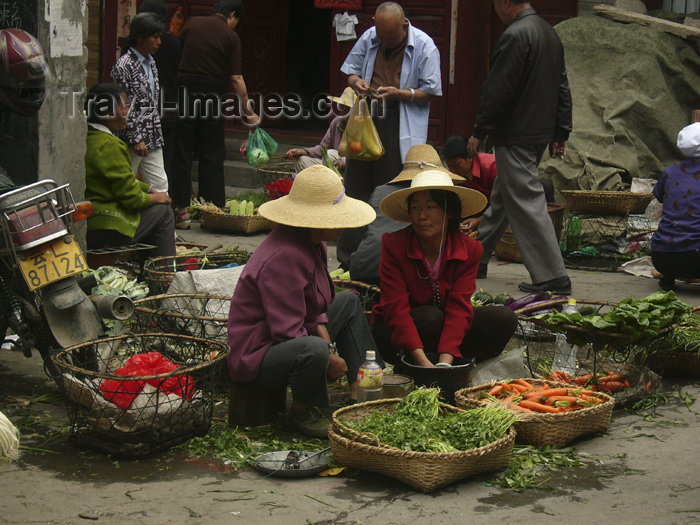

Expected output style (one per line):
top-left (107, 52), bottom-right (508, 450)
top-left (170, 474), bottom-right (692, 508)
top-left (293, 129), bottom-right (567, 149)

top-left (372, 170), bottom-right (517, 367)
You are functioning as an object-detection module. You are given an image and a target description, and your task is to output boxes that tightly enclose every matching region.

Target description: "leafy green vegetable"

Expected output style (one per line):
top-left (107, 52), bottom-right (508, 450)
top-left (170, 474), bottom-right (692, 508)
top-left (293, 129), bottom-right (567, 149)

top-left (533, 291), bottom-right (692, 347)
top-left (343, 388), bottom-right (516, 452)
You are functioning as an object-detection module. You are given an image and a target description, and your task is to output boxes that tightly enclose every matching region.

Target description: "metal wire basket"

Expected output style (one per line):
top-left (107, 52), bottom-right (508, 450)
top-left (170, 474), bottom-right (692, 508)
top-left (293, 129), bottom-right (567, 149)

top-left (258, 158), bottom-right (295, 200)
top-left (52, 333), bottom-right (228, 458)
top-left (142, 251), bottom-right (250, 295)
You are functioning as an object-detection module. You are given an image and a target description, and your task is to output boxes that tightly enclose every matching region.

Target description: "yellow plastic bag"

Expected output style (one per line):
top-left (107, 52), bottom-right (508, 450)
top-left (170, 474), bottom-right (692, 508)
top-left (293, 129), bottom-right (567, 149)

top-left (338, 95), bottom-right (385, 161)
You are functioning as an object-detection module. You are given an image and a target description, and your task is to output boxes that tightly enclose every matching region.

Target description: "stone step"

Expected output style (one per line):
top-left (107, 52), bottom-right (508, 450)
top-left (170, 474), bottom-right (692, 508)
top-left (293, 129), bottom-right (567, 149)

top-left (190, 132), bottom-right (321, 193)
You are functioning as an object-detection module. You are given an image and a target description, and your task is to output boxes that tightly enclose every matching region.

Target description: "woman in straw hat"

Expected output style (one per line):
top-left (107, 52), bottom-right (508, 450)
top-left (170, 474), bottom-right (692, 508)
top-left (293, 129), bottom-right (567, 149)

top-left (226, 165), bottom-right (380, 437)
top-left (372, 170), bottom-right (518, 367)
top-left (349, 143), bottom-right (465, 286)
top-left (285, 87), bottom-right (357, 172)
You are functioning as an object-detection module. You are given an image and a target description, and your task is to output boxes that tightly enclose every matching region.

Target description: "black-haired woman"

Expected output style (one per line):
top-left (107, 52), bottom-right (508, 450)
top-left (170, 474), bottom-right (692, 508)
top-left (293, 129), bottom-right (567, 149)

top-left (84, 83), bottom-right (175, 259)
top-left (372, 170), bottom-right (517, 367)
top-left (110, 12), bottom-right (169, 195)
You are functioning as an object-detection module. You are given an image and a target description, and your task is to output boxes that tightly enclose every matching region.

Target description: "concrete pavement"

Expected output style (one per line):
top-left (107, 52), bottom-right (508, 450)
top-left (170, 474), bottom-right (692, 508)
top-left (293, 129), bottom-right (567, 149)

top-left (1, 219), bottom-right (699, 524)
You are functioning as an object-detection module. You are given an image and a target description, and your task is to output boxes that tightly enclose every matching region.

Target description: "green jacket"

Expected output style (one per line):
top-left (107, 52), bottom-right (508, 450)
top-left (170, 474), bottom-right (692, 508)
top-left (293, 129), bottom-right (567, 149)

top-left (85, 125), bottom-right (151, 238)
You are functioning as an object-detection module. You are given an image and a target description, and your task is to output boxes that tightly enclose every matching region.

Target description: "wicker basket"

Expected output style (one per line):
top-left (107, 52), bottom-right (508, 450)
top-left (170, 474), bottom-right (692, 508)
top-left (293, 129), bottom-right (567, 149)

top-left (329, 398), bottom-right (516, 493)
top-left (131, 293), bottom-right (230, 343)
top-left (332, 278), bottom-right (380, 318)
top-left (258, 158), bottom-right (295, 200)
top-left (646, 350), bottom-right (700, 378)
top-left (200, 210), bottom-right (276, 234)
top-left (561, 190), bottom-right (654, 216)
top-left (51, 333), bottom-right (228, 458)
top-left (454, 379), bottom-right (614, 448)
top-left (142, 251), bottom-right (251, 295)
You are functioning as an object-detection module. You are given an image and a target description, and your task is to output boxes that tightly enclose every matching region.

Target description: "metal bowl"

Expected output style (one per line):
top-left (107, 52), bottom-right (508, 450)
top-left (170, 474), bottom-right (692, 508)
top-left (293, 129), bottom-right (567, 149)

top-left (253, 450), bottom-right (331, 478)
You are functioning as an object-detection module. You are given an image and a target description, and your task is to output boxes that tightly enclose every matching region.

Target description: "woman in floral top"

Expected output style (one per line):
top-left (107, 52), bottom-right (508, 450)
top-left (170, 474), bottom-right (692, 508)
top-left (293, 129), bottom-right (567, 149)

top-left (111, 13), bottom-right (169, 194)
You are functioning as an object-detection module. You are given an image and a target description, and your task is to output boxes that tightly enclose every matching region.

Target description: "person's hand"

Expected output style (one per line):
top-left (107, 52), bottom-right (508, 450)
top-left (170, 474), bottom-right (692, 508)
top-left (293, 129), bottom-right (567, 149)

top-left (286, 147), bottom-right (307, 159)
top-left (334, 159), bottom-right (345, 171)
top-left (245, 112), bottom-right (260, 126)
top-left (149, 190), bottom-right (171, 205)
top-left (134, 142), bottom-right (148, 157)
top-left (549, 141), bottom-right (566, 158)
top-left (353, 78), bottom-right (370, 96)
top-left (327, 353), bottom-right (348, 382)
top-left (461, 216), bottom-right (482, 234)
top-left (467, 136), bottom-right (482, 159)
top-left (376, 85), bottom-right (400, 101)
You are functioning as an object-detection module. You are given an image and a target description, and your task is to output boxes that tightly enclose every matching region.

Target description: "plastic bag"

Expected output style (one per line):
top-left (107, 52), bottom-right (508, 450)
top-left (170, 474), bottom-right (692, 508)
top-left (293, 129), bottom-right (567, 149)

top-left (338, 95), bottom-right (384, 161)
top-left (246, 128), bottom-right (269, 168)
top-left (99, 351), bottom-right (195, 410)
top-left (257, 127), bottom-right (278, 156)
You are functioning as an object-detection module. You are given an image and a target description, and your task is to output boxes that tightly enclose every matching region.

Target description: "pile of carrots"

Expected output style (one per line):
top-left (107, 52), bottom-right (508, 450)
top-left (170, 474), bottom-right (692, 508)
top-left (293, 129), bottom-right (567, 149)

top-left (548, 370), bottom-right (630, 394)
top-left (479, 378), bottom-right (605, 414)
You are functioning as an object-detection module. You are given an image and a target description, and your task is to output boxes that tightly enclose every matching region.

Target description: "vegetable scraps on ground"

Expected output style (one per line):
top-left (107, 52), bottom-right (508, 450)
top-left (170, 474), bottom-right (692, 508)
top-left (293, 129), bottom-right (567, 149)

top-left (342, 388), bottom-right (517, 453)
top-left (476, 379), bottom-right (607, 413)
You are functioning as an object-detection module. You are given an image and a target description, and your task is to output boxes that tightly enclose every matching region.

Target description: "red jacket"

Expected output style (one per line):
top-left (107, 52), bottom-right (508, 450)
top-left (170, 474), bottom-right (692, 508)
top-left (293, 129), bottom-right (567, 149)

top-left (458, 153), bottom-right (497, 202)
top-left (372, 226), bottom-right (483, 357)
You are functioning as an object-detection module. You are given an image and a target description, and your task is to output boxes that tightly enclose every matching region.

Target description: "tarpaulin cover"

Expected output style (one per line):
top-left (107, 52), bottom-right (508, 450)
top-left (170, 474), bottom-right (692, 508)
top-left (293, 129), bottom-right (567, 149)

top-left (540, 14), bottom-right (700, 195)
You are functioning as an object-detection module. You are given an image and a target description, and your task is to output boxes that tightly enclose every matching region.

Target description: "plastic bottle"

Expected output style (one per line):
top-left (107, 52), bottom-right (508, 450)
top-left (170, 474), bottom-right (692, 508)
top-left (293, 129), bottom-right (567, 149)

top-left (356, 350), bottom-right (383, 402)
top-left (169, 6), bottom-right (185, 36)
top-left (552, 299), bottom-right (579, 375)
top-left (566, 212), bottom-right (582, 253)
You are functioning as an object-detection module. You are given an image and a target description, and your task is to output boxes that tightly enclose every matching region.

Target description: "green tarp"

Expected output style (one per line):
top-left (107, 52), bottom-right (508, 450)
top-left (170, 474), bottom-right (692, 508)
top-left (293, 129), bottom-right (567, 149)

top-left (540, 14), bottom-right (700, 195)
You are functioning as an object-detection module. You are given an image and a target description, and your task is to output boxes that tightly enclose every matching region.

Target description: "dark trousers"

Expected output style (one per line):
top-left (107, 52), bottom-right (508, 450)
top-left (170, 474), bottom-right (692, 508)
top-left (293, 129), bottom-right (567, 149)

top-left (86, 203), bottom-right (176, 260)
top-left (652, 250), bottom-right (700, 280)
top-left (337, 103), bottom-right (403, 267)
top-left (248, 291), bottom-right (382, 409)
top-left (372, 304), bottom-right (518, 366)
top-left (171, 77), bottom-right (227, 209)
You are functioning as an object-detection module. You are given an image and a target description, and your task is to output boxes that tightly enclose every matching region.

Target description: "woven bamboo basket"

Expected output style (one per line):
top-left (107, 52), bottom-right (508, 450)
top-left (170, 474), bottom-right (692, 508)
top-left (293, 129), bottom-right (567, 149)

top-left (329, 398), bottom-right (516, 493)
top-left (142, 251), bottom-right (251, 295)
top-left (561, 190), bottom-right (654, 216)
top-left (454, 378), bottom-right (614, 448)
top-left (258, 158), bottom-right (295, 200)
top-left (495, 203), bottom-right (565, 263)
top-left (200, 210), bottom-right (276, 234)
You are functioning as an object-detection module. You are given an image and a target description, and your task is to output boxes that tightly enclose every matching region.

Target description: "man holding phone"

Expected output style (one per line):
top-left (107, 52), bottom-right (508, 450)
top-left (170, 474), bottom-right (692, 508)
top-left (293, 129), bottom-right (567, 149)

top-left (337, 1), bottom-right (442, 268)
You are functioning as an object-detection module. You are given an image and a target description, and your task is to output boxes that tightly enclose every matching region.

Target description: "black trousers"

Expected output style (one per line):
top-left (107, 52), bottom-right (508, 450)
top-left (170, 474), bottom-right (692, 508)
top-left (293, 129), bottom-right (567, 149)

top-left (652, 249), bottom-right (700, 280)
top-left (171, 77), bottom-right (228, 209)
top-left (372, 304), bottom-right (518, 366)
top-left (337, 103), bottom-right (403, 267)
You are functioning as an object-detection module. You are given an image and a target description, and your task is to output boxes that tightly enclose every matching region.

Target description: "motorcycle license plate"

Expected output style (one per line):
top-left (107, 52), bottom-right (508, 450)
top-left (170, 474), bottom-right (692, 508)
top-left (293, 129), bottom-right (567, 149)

top-left (18, 236), bottom-right (87, 291)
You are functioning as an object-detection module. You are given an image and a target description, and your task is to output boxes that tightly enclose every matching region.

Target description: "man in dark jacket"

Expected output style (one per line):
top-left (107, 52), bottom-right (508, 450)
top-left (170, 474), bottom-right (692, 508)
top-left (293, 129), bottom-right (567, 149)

top-left (467, 0), bottom-right (572, 295)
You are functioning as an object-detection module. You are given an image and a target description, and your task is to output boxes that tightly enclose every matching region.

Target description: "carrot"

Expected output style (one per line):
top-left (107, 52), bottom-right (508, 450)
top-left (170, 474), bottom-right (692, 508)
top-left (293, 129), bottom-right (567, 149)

top-left (523, 388), bottom-right (571, 400)
top-left (543, 395), bottom-right (581, 406)
top-left (488, 384), bottom-right (503, 396)
top-left (508, 383), bottom-right (530, 393)
top-left (572, 373), bottom-right (594, 386)
top-left (507, 402), bottom-right (533, 413)
top-left (518, 399), bottom-right (561, 413)
top-left (548, 371), bottom-right (571, 383)
top-left (602, 372), bottom-right (626, 383)
top-left (516, 378), bottom-right (536, 390)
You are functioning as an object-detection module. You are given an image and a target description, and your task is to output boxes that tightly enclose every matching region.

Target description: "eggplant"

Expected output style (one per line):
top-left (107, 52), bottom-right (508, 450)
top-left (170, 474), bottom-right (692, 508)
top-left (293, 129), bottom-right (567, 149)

top-left (507, 291), bottom-right (553, 311)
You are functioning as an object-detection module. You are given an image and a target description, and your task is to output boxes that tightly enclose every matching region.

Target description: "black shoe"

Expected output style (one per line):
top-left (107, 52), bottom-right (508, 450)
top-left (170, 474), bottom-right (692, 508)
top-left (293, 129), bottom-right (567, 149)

top-left (518, 276), bottom-right (572, 295)
top-left (477, 263), bottom-right (488, 279)
top-left (659, 275), bottom-right (675, 291)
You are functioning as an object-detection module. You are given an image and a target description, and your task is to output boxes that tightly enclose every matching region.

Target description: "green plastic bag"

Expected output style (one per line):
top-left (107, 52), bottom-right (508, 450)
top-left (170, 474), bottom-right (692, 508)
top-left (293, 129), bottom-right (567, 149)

top-left (246, 128), bottom-right (278, 168)
top-left (246, 128), bottom-right (269, 168)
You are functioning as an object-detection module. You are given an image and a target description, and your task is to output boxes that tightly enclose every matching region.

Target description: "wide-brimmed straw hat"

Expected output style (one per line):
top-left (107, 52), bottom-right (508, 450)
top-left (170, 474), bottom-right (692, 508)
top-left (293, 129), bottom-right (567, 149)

top-left (258, 165), bottom-right (376, 229)
top-left (389, 144), bottom-right (465, 184)
top-left (327, 87), bottom-right (357, 109)
top-left (678, 122), bottom-right (700, 158)
top-left (380, 169), bottom-right (487, 223)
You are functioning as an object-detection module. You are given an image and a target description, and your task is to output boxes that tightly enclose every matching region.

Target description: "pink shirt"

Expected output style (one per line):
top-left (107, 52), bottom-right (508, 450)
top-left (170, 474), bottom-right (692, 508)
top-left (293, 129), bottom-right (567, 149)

top-left (226, 225), bottom-right (334, 382)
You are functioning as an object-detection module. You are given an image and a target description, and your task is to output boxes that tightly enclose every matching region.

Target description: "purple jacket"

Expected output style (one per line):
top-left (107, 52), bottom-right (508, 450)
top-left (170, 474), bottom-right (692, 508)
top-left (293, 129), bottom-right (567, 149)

top-left (227, 224), bottom-right (335, 382)
top-left (304, 115), bottom-right (346, 159)
top-left (652, 158), bottom-right (700, 252)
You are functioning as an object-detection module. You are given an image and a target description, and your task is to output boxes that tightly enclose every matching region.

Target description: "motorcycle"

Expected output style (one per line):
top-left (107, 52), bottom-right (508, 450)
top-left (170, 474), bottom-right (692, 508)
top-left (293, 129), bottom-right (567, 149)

top-left (0, 178), bottom-right (134, 383)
